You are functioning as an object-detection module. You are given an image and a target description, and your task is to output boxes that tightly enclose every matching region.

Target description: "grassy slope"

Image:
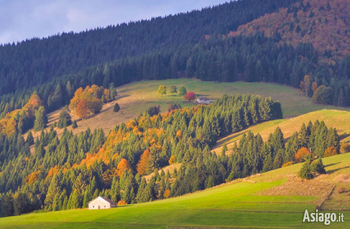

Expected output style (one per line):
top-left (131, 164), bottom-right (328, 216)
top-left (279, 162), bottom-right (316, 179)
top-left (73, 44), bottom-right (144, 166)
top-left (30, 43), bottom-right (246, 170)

top-left (214, 109), bottom-right (350, 154)
top-left (31, 79), bottom-right (348, 141)
top-left (2, 153), bottom-right (350, 229)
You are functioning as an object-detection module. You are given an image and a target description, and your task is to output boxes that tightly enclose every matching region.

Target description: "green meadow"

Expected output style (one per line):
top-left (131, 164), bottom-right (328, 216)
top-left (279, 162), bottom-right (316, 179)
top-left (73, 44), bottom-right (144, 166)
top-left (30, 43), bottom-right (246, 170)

top-left (2, 153), bottom-right (349, 229)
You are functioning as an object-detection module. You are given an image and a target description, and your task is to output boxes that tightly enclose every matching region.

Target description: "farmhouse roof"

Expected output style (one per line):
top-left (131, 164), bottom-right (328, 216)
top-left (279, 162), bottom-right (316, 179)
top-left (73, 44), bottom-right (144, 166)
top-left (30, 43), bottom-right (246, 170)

top-left (89, 196), bottom-right (116, 205)
top-left (198, 97), bottom-right (210, 100)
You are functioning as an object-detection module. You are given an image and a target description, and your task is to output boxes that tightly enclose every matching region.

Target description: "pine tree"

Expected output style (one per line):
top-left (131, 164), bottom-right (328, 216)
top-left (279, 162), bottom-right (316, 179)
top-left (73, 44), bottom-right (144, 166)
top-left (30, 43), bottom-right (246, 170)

top-left (298, 161), bottom-right (313, 179)
top-left (33, 106), bottom-right (47, 132)
top-left (26, 131), bottom-right (34, 145)
top-left (311, 158), bottom-right (326, 174)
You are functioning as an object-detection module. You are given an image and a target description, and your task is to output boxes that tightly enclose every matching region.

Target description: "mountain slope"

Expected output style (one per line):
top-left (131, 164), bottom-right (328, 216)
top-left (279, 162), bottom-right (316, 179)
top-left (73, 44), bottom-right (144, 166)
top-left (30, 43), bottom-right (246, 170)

top-left (235, 0), bottom-right (350, 60)
top-left (0, 0), bottom-right (300, 96)
top-left (214, 109), bottom-right (350, 154)
top-left (1, 153), bottom-right (349, 228)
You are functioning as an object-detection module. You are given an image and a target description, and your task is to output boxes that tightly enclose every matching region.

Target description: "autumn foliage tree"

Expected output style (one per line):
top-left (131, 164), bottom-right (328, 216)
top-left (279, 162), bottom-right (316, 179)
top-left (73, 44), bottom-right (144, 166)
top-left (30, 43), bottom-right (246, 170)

top-left (76, 99), bottom-right (90, 119)
top-left (295, 147), bottom-right (311, 163)
top-left (116, 159), bottom-right (132, 177)
top-left (69, 85), bottom-right (109, 118)
top-left (137, 149), bottom-right (150, 175)
top-left (184, 92), bottom-right (196, 101)
top-left (324, 146), bottom-right (338, 157)
top-left (88, 98), bottom-right (103, 114)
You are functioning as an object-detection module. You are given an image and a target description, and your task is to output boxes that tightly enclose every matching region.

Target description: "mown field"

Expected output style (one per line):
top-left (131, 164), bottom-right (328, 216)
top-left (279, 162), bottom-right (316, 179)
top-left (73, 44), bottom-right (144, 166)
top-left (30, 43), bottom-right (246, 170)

top-left (1, 153), bottom-right (349, 228)
top-left (32, 79), bottom-right (348, 140)
top-left (214, 109), bottom-right (350, 154)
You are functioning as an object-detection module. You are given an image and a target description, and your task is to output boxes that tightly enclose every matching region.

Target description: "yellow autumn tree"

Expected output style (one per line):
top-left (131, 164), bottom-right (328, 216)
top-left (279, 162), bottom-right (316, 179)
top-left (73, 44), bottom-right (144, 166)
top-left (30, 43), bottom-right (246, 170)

top-left (116, 159), bottom-right (132, 177)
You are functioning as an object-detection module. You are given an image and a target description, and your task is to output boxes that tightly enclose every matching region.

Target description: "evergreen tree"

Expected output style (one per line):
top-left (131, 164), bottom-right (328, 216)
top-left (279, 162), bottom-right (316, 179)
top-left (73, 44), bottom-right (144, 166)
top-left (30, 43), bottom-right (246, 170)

top-left (34, 106), bottom-right (47, 132)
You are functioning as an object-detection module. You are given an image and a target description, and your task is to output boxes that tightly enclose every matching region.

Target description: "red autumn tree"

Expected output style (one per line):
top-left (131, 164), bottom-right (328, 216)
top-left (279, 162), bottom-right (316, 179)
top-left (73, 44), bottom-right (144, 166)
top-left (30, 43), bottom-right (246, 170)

top-left (295, 147), bottom-right (311, 163)
top-left (76, 99), bottom-right (90, 119)
top-left (116, 158), bottom-right (132, 177)
top-left (137, 149), bottom-right (150, 175)
top-left (184, 92), bottom-right (196, 101)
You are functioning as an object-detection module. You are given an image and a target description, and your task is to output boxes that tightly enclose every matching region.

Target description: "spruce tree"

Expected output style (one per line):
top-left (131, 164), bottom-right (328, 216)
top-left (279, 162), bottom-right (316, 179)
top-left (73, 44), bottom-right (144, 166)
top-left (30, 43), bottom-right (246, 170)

top-left (298, 161), bottom-right (313, 179)
top-left (34, 106), bottom-right (47, 132)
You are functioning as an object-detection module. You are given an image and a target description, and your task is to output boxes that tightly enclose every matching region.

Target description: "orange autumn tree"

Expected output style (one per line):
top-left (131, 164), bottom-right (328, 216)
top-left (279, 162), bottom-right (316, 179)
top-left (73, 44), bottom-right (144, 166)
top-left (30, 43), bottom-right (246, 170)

top-left (137, 149), bottom-right (150, 175)
top-left (0, 93), bottom-right (43, 136)
top-left (76, 99), bottom-right (90, 119)
top-left (324, 146), bottom-right (338, 157)
top-left (69, 85), bottom-right (111, 117)
top-left (295, 147), bottom-right (311, 163)
top-left (116, 159), bottom-right (132, 177)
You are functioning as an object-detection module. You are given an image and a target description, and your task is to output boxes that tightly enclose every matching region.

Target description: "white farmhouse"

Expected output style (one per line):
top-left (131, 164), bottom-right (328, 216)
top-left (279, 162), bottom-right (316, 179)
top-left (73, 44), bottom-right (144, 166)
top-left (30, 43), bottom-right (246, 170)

top-left (88, 196), bottom-right (116, 210)
top-left (196, 97), bottom-right (214, 104)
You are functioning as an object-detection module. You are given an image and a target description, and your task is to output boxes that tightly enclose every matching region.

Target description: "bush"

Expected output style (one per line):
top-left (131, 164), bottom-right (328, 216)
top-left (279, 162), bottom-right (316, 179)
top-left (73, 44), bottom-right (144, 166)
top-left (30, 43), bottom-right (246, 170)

top-left (310, 158), bottom-right (326, 174)
top-left (178, 86), bottom-right (187, 96)
top-left (72, 120), bottom-right (78, 129)
top-left (282, 161), bottom-right (293, 167)
top-left (148, 105), bottom-right (161, 117)
top-left (113, 103), bottom-right (120, 112)
top-left (298, 161), bottom-right (314, 179)
top-left (168, 103), bottom-right (182, 112)
top-left (338, 187), bottom-right (347, 194)
top-left (157, 85), bottom-right (167, 95)
top-left (169, 85), bottom-right (177, 94)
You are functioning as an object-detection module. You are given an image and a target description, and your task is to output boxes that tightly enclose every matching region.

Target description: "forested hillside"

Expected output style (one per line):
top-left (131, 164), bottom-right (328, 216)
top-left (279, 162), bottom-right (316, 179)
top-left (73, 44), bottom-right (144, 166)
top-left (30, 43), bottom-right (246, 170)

top-left (1, 0), bottom-right (350, 118)
top-left (0, 95), bottom-right (283, 216)
top-left (236, 0), bottom-right (350, 60)
top-left (0, 0), bottom-right (303, 116)
top-left (0, 0), bottom-right (299, 95)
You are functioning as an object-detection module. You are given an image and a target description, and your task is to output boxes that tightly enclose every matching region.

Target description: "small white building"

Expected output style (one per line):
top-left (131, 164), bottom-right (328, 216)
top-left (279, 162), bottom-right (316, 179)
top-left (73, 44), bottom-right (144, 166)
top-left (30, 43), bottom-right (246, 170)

top-left (88, 196), bottom-right (116, 210)
top-left (196, 97), bottom-right (214, 104)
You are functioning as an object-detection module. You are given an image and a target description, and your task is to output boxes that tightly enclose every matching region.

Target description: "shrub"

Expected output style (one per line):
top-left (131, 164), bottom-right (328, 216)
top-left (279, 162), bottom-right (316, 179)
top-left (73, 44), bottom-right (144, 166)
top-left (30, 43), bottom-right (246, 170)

top-left (117, 200), bottom-right (127, 206)
top-left (282, 161), bottom-right (293, 167)
top-left (72, 120), bottom-right (78, 129)
top-left (147, 105), bottom-right (161, 117)
top-left (310, 158), bottom-right (326, 174)
top-left (184, 92), bottom-right (196, 101)
top-left (298, 161), bottom-right (313, 179)
top-left (157, 85), bottom-right (167, 95)
top-left (168, 155), bottom-right (176, 164)
top-left (113, 103), bottom-right (120, 112)
top-left (338, 187), bottom-right (347, 194)
top-left (178, 86), bottom-right (187, 96)
top-left (169, 85), bottom-right (177, 94)
top-left (168, 103), bottom-right (182, 112)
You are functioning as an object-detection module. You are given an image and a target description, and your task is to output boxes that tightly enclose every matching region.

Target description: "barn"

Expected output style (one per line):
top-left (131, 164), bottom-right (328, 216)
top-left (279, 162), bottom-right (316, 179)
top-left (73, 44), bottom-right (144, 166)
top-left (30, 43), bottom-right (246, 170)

top-left (88, 196), bottom-right (116, 210)
top-left (196, 97), bottom-right (214, 104)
